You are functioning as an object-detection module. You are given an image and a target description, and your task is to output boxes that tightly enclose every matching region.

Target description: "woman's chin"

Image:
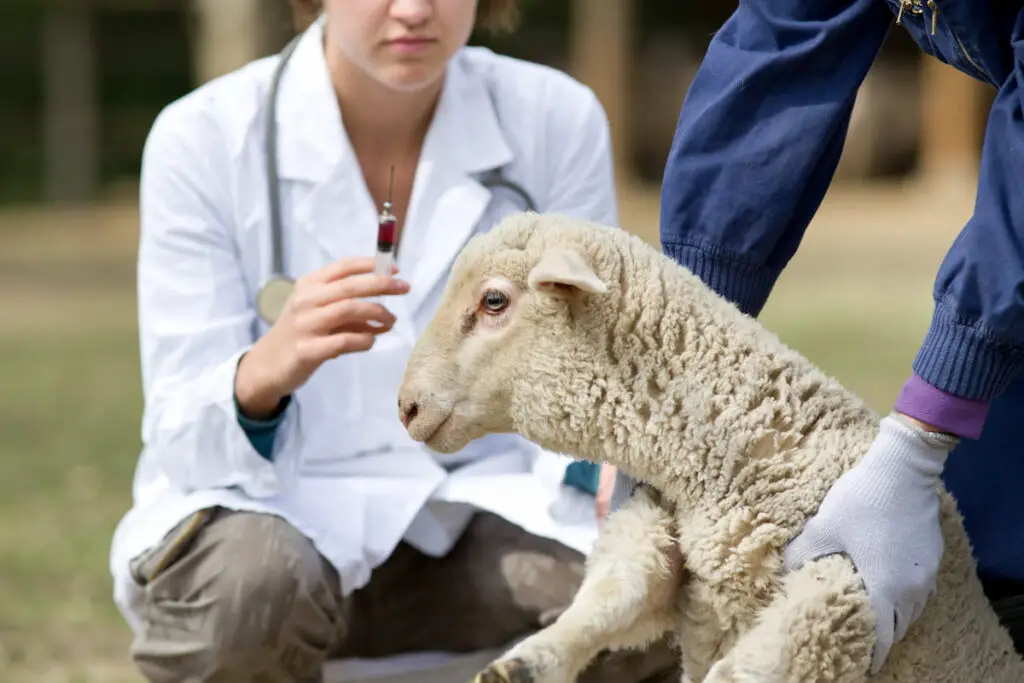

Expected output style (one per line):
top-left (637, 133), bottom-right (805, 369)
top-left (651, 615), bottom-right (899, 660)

top-left (375, 64), bottom-right (445, 93)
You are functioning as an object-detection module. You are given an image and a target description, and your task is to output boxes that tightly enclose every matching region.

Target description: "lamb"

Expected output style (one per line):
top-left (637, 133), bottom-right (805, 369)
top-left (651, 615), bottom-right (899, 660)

top-left (395, 211), bottom-right (1024, 683)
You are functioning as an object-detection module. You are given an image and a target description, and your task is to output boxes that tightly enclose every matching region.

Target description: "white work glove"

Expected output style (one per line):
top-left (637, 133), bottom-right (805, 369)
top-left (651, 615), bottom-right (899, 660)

top-left (783, 413), bottom-right (959, 674)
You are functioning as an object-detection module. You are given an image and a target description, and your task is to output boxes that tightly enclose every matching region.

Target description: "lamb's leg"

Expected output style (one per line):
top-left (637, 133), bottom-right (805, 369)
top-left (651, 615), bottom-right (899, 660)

top-left (703, 554), bottom-right (874, 683)
top-left (471, 485), bottom-right (682, 683)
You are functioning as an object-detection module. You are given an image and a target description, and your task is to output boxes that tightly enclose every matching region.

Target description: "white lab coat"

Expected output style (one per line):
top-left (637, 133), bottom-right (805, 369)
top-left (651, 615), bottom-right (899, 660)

top-left (110, 17), bottom-right (619, 634)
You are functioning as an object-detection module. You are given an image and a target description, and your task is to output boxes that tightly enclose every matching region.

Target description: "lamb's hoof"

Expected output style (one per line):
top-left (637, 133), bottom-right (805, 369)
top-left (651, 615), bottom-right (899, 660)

top-left (470, 659), bottom-right (534, 683)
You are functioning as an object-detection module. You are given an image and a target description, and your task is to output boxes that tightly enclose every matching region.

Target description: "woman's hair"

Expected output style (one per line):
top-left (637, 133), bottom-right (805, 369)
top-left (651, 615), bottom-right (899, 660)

top-left (289, 1), bottom-right (520, 34)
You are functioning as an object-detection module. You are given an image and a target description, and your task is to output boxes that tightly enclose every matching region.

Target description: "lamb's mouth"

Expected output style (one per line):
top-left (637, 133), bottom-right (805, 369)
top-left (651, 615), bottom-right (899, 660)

top-left (423, 408), bottom-right (477, 455)
top-left (421, 412), bottom-right (452, 445)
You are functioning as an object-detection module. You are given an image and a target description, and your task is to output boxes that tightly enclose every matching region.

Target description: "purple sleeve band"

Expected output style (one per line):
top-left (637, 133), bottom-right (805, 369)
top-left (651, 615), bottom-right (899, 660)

top-left (893, 374), bottom-right (990, 440)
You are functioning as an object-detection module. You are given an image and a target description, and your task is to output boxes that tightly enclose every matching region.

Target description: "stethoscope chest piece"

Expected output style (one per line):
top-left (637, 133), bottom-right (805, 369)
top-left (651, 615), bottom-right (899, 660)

top-left (257, 274), bottom-right (295, 325)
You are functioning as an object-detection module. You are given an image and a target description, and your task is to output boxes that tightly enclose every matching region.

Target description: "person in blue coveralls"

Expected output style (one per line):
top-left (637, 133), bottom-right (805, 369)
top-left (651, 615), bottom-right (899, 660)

top-left (615, 0), bottom-right (1024, 675)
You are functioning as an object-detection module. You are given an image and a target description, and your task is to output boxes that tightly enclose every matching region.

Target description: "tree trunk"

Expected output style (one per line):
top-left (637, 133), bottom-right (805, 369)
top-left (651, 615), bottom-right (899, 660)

top-left (42, 2), bottom-right (98, 203)
top-left (190, 0), bottom-right (263, 85)
top-left (568, 0), bottom-right (633, 181)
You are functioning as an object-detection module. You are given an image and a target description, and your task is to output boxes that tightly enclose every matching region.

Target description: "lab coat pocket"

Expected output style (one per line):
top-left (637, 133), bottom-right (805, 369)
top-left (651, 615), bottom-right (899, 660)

top-left (128, 507), bottom-right (220, 588)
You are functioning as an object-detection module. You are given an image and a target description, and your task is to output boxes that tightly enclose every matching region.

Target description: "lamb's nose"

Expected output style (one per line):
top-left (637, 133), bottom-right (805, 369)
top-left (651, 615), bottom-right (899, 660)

top-left (398, 398), bottom-right (419, 429)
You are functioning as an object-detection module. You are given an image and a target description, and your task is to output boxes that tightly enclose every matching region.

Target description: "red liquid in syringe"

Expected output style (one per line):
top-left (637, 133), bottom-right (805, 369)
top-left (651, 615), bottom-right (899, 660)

top-left (375, 167), bottom-right (397, 276)
top-left (374, 202), bottom-right (396, 276)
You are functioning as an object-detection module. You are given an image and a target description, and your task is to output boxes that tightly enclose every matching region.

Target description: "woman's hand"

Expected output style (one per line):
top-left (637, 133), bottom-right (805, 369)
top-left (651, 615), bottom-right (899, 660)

top-left (236, 257), bottom-right (411, 418)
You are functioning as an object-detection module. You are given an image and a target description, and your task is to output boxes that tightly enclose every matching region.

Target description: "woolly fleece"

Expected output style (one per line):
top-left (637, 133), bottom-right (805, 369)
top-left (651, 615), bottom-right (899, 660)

top-left (398, 212), bottom-right (1024, 683)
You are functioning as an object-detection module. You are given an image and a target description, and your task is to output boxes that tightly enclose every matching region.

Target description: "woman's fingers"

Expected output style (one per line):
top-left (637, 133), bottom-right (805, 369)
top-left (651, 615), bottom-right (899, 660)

top-left (306, 331), bottom-right (379, 360)
top-left (282, 259), bottom-right (408, 363)
top-left (333, 320), bottom-right (397, 335)
top-left (290, 275), bottom-right (409, 315)
top-left (292, 317), bottom-right (393, 367)
top-left (309, 298), bottom-right (397, 332)
top-left (296, 274), bottom-right (409, 310)
top-left (308, 257), bottom-right (401, 284)
top-left (336, 273), bottom-right (411, 299)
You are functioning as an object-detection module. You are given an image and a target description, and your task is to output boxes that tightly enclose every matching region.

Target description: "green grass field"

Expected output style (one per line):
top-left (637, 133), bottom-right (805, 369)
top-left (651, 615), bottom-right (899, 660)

top-left (0, 178), bottom-right (976, 682)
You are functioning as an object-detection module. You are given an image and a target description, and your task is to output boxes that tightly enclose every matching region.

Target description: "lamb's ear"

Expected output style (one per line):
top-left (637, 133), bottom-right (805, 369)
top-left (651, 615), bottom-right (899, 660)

top-left (527, 245), bottom-right (608, 295)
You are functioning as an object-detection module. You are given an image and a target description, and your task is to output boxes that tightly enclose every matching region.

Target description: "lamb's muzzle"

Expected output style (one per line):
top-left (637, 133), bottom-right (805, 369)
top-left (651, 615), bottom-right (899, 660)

top-left (396, 378), bottom-right (460, 450)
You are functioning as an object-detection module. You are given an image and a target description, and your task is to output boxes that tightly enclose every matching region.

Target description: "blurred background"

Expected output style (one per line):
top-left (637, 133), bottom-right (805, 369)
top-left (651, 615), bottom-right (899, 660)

top-left (0, 1), bottom-right (992, 681)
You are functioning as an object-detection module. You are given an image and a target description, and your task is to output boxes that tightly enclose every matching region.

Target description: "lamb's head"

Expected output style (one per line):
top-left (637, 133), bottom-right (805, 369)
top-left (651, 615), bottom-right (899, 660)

top-left (398, 211), bottom-right (622, 455)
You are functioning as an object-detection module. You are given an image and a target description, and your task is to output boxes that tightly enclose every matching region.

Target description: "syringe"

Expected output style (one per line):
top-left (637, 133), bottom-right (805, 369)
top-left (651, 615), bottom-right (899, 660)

top-left (375, 166), bottom-right (397, 277)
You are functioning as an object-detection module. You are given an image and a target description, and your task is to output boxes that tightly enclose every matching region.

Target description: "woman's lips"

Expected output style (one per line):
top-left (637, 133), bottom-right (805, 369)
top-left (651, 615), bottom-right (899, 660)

top-left (385, 37), bottom-right (436, 54)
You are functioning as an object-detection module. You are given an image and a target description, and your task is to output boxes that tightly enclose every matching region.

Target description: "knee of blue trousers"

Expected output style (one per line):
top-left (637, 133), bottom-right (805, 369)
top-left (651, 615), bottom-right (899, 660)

top-left (131, 512), bottom-right (345, 681)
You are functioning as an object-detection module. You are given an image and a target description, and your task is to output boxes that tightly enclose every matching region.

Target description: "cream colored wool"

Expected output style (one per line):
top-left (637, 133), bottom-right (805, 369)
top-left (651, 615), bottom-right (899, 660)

top-left (397, 212), bottom-right (1024, 683)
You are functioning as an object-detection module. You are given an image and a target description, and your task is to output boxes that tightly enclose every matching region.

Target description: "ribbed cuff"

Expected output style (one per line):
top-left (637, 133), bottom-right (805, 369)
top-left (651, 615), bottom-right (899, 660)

top-left (893, 374), bottom-right (989, 440)
top-left (562, 461), bottom-right (600, 495)
top-left (232, 352), bottom-right (290, 462)
top-left (662, 240), bottom-right (780, 317)
top-left (234, 393), bottom-right (290, 462)
top-left (911, 301), bottom-right (1024, 402)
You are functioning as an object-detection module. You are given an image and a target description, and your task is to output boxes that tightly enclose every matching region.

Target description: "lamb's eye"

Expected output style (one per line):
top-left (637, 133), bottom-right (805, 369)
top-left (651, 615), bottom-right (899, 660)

top-left (482, 289), bottom-right (509, 314)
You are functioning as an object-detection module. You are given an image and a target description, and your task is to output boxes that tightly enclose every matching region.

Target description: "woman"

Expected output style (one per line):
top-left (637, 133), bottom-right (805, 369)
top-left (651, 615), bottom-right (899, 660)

top-left (109, 1), bottom-right (674, 682)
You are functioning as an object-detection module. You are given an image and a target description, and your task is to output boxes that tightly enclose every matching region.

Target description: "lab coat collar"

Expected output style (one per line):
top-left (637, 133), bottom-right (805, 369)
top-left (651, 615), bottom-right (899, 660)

top-left (273, 17), bottom-right (346, 184)
top-left (273, 18), bottom-right (515, 316)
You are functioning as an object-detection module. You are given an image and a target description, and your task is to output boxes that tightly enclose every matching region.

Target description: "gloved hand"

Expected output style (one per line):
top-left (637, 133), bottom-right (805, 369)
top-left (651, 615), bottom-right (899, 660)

top-left (783, 412), bottom-right (959, 674)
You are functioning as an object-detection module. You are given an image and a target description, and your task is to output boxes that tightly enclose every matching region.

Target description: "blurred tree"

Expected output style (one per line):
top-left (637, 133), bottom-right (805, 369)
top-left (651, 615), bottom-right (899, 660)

top-left (0, 0), bottom-right (193, 205)
top-left (0, 0), bottom-right (45, 204)
top-left (289, 0), bottom-right (319, 31)
top-left (0, 1), bottom-right (952, 207)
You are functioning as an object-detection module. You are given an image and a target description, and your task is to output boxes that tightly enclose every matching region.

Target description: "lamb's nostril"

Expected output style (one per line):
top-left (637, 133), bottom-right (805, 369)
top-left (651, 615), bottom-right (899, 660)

top-left (399, 400), bottom-right (419, 428)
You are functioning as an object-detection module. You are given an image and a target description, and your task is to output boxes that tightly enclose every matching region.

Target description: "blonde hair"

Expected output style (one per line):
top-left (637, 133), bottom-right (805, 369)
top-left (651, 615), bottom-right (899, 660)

top-left (289, 0), bottom-right (520, 34)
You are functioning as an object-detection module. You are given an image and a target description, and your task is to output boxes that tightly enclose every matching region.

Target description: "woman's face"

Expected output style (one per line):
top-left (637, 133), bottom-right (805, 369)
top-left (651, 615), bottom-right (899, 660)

top-left (324, 0), bottom-right (479, 92)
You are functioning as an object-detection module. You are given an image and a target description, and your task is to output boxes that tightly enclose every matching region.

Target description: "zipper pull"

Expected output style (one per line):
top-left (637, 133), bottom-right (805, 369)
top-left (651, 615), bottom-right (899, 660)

top-left (896, 0), bottom-right (907, 25)
top-left (927, 0), bottom-right (938, 35)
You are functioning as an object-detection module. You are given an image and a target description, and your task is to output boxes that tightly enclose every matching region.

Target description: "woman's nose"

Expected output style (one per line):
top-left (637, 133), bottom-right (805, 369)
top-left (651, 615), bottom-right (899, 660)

top-left (389, 0), bottom-right (432, 26)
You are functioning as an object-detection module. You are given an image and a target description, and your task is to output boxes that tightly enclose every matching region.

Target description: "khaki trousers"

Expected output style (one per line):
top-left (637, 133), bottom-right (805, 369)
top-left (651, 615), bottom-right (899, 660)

top-left (128, 506), bottom-right (680, 683)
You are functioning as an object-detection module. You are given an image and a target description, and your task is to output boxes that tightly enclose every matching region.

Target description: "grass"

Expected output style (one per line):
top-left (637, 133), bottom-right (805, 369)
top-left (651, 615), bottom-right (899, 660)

top-left (0, 250), bottom-right (143, 680)
top-left (0, 177), bottom-right (976, 681)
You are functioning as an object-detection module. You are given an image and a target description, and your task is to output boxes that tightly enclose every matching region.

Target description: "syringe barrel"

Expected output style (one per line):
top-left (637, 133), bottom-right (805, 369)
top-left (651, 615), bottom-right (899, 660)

top-left (374, 249), bottom-right (393, 276)
top-left (375, 214), bottom-right (396, 276)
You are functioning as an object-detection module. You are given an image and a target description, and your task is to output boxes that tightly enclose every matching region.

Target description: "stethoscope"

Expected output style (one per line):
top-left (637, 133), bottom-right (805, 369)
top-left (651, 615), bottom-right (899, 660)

top-left (256, 35), bottom-right (537, 325)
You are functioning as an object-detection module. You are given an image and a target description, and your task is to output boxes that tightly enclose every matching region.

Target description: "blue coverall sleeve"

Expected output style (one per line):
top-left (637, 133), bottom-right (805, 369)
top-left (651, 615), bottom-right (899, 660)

top-left (911, 42), bottom-right (1024, 401)
top-left (610, 0), bottom-right (893, 510)
top-left (659, 0), bottom-right (892, 318)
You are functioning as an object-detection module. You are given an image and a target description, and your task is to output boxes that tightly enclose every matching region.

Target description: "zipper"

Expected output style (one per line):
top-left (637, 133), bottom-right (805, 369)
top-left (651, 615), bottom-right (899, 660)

top-left (899, 0), bottom-right (989, 80)
top-left (928, 1), bottom-right (989, 78)
top-left (896, 0), bottom-right (924, 27)
top-left (926, 0), bottom-right (937, 35)
top-left (950, 25), bottom-right (987, 79)
top-left (896, 0), bottom-right (936, 35)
